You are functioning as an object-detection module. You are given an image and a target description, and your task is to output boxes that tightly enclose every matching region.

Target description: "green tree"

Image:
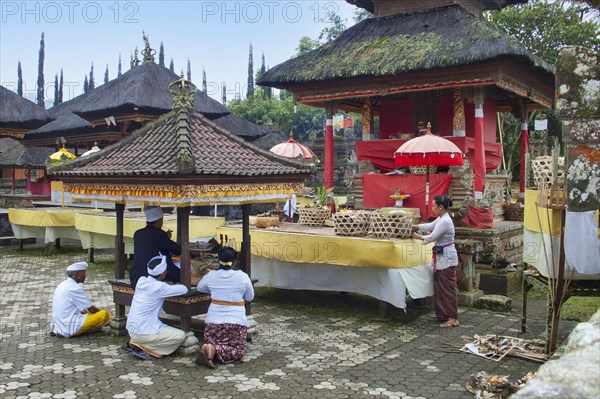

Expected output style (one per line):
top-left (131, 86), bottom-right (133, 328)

top-left (88, 63), bottom-right (95, 91)
top-left (186, 59), bottom-right (192, 81)
top-left (247, 43), bottom-right (254, 98)
top-left (104, 65), bottom-right (109, 84)
top-left (487, 0), bottom-right (600, 64)
top-left (202, 67), bottom-right (207, 92)
top-left (53, 74), bottom-right (59, 106)
top-left (17, 61), bottom-right (23, 97)
top-left (159, 42), bottom-right (165, 66)
top-left (318, 10), bottom-right (347, 42)
top-left (58, 69), bottom-right (63, 103)
top-left (353, 8), bottom-right (373, 23)
top-left (222, 83), bottom-right (227, 104)
top-left (37, 32), bottom-right (45, 106)
top-left (169, 58), bottom-right (174, 73)
top-left (83, 75), bottom-right (89, 94)
top-left (296, 36), bottom-right (321, 56)
top-left (118, 54), bottom-right (122, 77)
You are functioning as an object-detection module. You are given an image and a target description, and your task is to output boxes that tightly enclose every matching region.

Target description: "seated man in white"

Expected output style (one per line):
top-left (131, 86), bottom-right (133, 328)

top-left (51, 262), bottom-right (112, 338)
top-left (126, 253), bottom-right (189, 360)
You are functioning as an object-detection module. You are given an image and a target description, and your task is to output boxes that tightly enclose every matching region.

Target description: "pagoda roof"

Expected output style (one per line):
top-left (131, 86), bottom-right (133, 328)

top-left (259, 5), bottom-right (553, 88)
top-left (0, 85), bottom-right (54, 130)
top-left (50, 107), bottom-right (309, 205)
top-left (345, 0), bottom-right (527, 13)
top-left (212, 113), bottom-right (272, 140)
top-left (0, 142), bottom-right (54, 167)
top-left (73, 63), bottom-right (230, 121)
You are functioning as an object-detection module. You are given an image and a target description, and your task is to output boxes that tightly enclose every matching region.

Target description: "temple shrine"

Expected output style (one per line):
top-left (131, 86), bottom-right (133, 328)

top-left (259, 0), bottom-right (554, 215)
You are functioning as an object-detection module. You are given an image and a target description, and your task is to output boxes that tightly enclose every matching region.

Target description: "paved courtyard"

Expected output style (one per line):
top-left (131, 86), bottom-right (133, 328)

top-left (0, 242), bottom-right (574, 399)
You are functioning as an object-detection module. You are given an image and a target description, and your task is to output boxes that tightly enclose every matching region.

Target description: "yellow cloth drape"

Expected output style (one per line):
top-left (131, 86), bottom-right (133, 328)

top-left (217, 226), bottom-right (432, 269)
top-left (8, 208), bottom-right (82, 227)
top-left (75, 213), bottom-right (225, 238)
top-left (523, 190), bottom-right (563, 236)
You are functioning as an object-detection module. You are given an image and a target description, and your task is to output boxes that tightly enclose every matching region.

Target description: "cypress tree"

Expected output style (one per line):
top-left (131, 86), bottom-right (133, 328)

top-left (104, 65), bottom-right (109, 84)
top-left (187, 59), bottom-right (191, 81)
top-left (159, 42), bottom-right (165, 66)
top-left (53, 74), bottom-right (59, 106)
top-left (246, 43), bottom-right (254, 98)
top-left (118, 54), bottom-right (122, 76)
top-left (202, 68), bottom-right (207, 92)
top-left (88, 63), bottom-right (95, 91)
top-left (83, 75), bottom-right (89, 94)
top-left (58, 69), bottom-right (63, 104)
top-left (265, 66), bottom-right (272, 99)
top-left (222, 83), bottom-right (227, 104)
top-left (37, 32), bottom-right (45, 106)
top-left (169, 58), bottom-right (174, 73)
top-left (17, 61), bottom-right (23, 97)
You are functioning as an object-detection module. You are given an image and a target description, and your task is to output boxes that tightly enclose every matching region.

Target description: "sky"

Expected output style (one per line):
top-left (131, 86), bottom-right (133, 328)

top-left (0, 0), bottom-right (358, 107)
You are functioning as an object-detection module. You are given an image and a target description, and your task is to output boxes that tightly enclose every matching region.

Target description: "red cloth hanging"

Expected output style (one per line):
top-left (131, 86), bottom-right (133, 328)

top-left (461, 205), bottom-right (494, 229)
top-left (324, 122), bottom-right (334, 189)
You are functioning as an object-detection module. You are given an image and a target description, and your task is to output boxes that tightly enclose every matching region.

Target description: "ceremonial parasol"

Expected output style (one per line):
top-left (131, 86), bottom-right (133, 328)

top-left (269, 131), bottom-right (316, 162)
top-left (81, 143), bottom-right (101, 157)
top-left (394, 127), bottom-right (464, 219)
top-left (49, 146), bottom-right (76, 161)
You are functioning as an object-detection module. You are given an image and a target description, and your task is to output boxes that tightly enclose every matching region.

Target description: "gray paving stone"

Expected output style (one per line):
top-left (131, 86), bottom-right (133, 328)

top-left (0, 243), bottom-right (576, 399)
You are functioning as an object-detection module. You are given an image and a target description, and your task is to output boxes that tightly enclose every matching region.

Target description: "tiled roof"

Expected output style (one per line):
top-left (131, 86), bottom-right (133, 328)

top-left (0, 143), bottom-right (54, 167)
top-left (51, 108), bottom-right (310, 178)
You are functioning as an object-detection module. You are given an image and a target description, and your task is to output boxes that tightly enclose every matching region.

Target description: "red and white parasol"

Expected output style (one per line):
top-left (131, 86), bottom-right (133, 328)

top-left (270, 132), bottom-right (316, 162)
top-left (395, 130), bottom-right (464, 219)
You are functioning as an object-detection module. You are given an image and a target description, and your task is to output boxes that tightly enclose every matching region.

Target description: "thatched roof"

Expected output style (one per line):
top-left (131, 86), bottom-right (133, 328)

top-left (0, 85), bottom-right (54, 129)
top-left (51, 107), bottom-right (309, 179)
top-left (25, 95), bottom-right (92, 140)
top-left (212, 113), bottom-right (271, 140)
top-left (73, 63), bottom-right (229, 121)
top-left (259, 5), bottom-right (553, 87)
top-left (345, 0), bottom-right (527, 13)
top-left (0, 142), bottom-right (54, 167)
top-left (251, 130), bottom-right (289, 150)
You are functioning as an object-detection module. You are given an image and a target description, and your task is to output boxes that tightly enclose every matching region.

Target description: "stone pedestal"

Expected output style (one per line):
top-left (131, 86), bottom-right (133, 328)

top-left (110, 314), bottom-right (128, 337)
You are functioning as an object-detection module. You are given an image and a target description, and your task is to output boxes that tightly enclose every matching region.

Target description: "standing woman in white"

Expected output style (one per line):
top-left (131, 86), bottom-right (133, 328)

top-left (411, 195), bottom-right (460, 328)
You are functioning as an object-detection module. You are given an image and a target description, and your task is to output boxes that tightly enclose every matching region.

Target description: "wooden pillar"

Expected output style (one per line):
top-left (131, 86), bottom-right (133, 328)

top-left (361, 98), bottom-right (374, 141)
top-left (177, 206), bottom-right (192, 331)
top-left (453, 88), bottom-right (466, 137)
top-left (518, 100), bottom-right (529, 200)
top-left (241, 204), bottom-right (252, 316)
top-left (549, 209), bottom-right (567, 353)
top-left (112, 202), bottom-right (127, 334)
top-left (324, 103), bottom-right (336, 189)
top-left (473, 89), bottom-right (486, 199)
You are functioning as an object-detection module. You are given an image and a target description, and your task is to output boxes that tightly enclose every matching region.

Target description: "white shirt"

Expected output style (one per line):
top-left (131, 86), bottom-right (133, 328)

top-left (126, 276), bottom-right (188, 335)
top-left (51, 278), bottom-right (93, 337)
top-left (196, 269), bottom-right (254, 326)
top-left (418, 213), bottom-right (458, 270)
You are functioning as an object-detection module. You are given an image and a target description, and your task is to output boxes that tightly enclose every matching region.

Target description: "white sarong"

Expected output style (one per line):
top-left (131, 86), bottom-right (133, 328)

top-left (129, 325), bottom-right (185, 357)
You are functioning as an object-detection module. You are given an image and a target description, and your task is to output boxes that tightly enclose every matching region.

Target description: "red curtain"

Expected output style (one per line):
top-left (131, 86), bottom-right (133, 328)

top-left (362, 174), bottom-right (452, 219)
top-left (461, 205), bottom-right (494, 229)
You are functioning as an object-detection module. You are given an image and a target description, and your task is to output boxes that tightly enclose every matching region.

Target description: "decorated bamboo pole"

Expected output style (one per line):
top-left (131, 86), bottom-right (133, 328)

top-left (324, 104), bottom-right (336, 189)
top-left (473, 89), bottom-right (486, 199)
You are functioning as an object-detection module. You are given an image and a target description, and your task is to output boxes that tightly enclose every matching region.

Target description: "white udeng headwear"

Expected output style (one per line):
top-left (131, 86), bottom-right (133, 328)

top-left (67, 261), bottom-right (88, 271)
top-left (144, 206), bottom-right (164, 223)
top-left (147, 253), bottom-right (167, 276)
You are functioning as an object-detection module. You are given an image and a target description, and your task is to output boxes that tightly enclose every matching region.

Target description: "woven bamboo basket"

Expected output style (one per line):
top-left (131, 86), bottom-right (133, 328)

top-left (532, 156), bottom-right (565, 188)
top-left (333, 211), bottom-right (371, 236)
top-left (409, 165), bottom-right (437, 175)
top-left (298, 207), bottom-right (330, 226)
top-left (504, 204), bottom-right (524, 221)
top-left (370, 212), bottom-right (412, 239)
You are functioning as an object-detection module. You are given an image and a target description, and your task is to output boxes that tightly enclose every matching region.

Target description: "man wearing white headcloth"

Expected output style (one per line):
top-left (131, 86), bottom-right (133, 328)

top-left (126, 253), bottom-right (189, 360)
top-left (131, 206), bottom-right (181, 289)
top-left (51, 262), bottom-right (112, 338)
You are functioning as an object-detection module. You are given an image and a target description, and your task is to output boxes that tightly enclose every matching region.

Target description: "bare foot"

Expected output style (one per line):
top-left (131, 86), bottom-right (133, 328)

top-left (195, 346), bottom-right (215, 369)
top-left (439, 319), bottom-right (460, 328)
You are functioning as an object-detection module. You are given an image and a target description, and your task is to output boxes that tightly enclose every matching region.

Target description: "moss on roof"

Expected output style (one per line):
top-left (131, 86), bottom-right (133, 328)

top-left (259, 5), bottom-right (553, 86)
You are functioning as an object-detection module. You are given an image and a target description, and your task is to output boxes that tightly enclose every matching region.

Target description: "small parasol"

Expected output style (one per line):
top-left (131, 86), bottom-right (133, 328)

top-left (394, 125), bottom-right (464, 219)
top-left (81, 142), bottom-right (101, 157)
top-left (269, 131), bottom-right (316, 162)
top-left (49, 146), bottom-right (76, 161)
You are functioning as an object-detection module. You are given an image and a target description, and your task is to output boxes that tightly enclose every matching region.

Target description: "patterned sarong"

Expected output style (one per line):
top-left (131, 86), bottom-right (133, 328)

top-left (204, 323), bottom-right (247, 364)
top-left (433, 266), bottom-right (458, 320)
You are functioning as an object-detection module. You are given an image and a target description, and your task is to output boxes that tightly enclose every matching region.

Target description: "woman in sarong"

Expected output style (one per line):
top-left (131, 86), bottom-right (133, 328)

top-left (195, 247), bottom-right (255, 368)
top-left (411, 195), bottom-right (460, 328)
